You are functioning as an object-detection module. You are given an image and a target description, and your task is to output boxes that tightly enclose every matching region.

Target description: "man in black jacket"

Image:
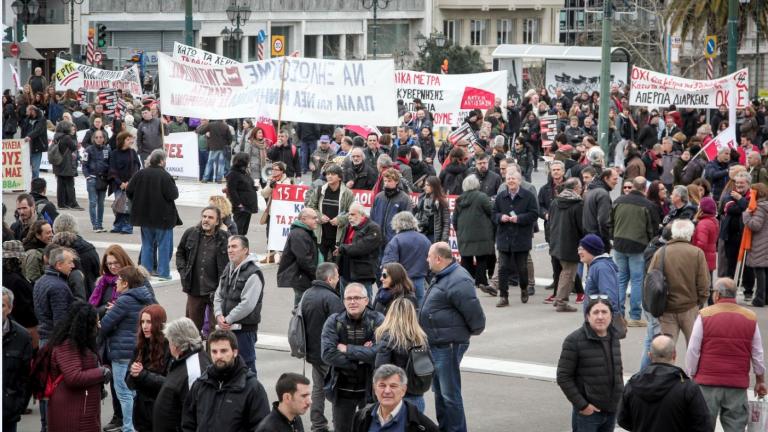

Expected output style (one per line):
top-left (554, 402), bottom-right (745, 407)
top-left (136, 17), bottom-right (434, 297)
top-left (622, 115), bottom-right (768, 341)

top-left (182, 329), bottom-right (270, 432)
top-left (335, 203), bottom-right (383, 300)
top-left (255, 373), bottom-right (311, 432)
top-left (301, 262), bottom-right (344, 432)
top-left (549, 178), bottom-right (585, 312)
top-left (618, 334), bottom-right (712, 432)
top-left (344, 148), bottom-right (378, 190)
top-left (277, 208), bottom-right (320, 307)
top-left (176, 206), bottom-right (229, 332)
top-left (21, 105), bottom-right (47, 179)
top-left (268, 130), bottom-right (302, 179)
top-left (3, 287), bottom-right (33, 432)
top-left (538, 161), bottom-right (565, 292)
top-left (30, 178), bottom-right (59, 225)
top-left (470, 153), bottom-right (502, 198)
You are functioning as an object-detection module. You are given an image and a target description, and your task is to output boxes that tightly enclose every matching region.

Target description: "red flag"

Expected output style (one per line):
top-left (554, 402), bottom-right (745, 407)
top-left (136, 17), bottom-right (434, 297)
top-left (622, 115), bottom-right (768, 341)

top-left (256, 116), bottom-right (277, 144)
top-left (460, 87), bottom-right (494, 110)
top-left (702, 126), bottom-right (737, 160)
top-left (345, 125), bottom-right (381, 137)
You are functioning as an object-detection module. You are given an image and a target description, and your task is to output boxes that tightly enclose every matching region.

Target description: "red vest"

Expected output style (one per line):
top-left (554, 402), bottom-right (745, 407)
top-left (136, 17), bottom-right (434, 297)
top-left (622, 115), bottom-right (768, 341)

top-left (694, 299), bottom-right (757, 389)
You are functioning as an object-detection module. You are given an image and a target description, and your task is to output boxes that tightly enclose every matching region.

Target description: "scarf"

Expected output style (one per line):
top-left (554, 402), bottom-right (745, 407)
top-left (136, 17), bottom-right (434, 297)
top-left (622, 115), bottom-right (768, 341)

top-left (558, 189), bottom-right (583, 201)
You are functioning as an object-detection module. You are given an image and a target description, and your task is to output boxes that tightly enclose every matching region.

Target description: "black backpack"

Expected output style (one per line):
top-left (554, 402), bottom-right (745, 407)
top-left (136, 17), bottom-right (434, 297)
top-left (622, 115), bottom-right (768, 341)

top-left (405, 345), bottom-right (434, 395)
top-left (643, 246), bottom-right (669, 318)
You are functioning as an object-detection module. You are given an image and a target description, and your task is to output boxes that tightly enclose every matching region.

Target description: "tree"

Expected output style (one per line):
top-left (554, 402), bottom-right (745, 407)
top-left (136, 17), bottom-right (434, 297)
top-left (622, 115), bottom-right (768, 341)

top-left (412, 39), bottom-right (486, 74)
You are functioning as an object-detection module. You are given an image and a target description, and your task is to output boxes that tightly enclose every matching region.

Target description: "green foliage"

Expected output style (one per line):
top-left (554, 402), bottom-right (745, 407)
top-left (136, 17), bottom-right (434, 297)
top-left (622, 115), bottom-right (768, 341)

top-left (667, 0), bottom-right (768, 49)
top-left (412, 40), bottom-right (486, 74)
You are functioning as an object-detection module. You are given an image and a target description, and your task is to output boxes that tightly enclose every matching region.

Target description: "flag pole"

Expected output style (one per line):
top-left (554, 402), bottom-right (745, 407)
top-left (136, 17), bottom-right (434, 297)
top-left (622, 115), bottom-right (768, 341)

top-left (276, 55), bottom-right (288, 135)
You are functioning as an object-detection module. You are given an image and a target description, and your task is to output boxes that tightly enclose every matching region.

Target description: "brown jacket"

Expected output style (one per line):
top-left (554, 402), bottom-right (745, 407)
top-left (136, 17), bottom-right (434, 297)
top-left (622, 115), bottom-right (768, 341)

top-left (648, 239), bottom-right (710, 313)
top-left (624, 156), bottom-right (646, 182)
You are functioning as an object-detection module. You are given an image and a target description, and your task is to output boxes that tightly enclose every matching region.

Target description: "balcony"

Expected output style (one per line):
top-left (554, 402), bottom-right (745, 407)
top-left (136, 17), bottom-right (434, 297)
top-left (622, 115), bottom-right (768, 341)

top-left (88, 0), bottom-right (423, 13)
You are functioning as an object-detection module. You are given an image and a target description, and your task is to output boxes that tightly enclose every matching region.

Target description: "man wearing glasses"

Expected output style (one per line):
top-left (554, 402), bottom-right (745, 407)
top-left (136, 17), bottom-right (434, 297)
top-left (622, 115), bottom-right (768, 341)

top-left (321, 283), bottom-right (384, 432)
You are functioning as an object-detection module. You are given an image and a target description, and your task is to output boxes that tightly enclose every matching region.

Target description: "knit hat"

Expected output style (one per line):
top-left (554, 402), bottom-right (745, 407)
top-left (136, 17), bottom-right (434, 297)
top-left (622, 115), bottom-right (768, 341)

top-left (2, 240), bottom-right (25, 259)
top-left (319, 135), bottom-right (330, 142)
top-left (699, 197), bottom-right (717, 216)
top-left (579, 234), bottom-right (604, 256)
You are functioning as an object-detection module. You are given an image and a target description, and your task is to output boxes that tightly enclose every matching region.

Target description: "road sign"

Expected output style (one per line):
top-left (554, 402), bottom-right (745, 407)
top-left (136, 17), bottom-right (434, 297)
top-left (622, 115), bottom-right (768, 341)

top-left (705, 35), bottom-right (717, 59)
top-left (9, 42), bottom-right (20, 57)
top-left (671, 35), bottom-right (682, 64)
top-left (93, 51), bottom-right (103, 63)
top-left (271, 35), bottom-right (284, 57)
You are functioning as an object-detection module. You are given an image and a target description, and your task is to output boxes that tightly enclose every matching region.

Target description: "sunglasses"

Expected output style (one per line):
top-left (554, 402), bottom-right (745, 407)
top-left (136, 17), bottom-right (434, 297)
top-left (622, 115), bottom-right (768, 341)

top-left (588, 294), bottom-right (609, 300)
top-left (381, 272), bottom-right (389, 279)
top-left (623, 186), bottom-right (632, 189)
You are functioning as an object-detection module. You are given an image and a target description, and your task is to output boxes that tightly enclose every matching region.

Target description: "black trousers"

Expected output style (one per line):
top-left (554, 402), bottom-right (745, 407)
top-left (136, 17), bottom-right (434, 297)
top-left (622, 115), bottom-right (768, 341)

top-left (320, 238), bottom-right (337, 263)
top-left (461, 255), bottom-right (495, 286)
top-left (56, 175), bottom-right (77, 207)
top-left (498, 250), bottom-right (529, 298)
top-left (233, 210), bottom-right (252, 235)
top-left (332, 394), bottom-right (365, 432)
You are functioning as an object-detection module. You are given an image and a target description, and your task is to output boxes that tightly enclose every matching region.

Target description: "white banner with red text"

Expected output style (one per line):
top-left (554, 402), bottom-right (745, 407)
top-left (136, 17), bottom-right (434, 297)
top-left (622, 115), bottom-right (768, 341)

top-left (172, 41), bottom-right (239, 66)
top-left (55, 58), bottom-right (142, 95)
top-left (395, 70), bottom-right (508, 127)
top-left (157, 52), bottom-right (399, 125)
top-left (629, 66), bottom-right (749, 109)
top-left (267, 183), bottom-right (459, 256)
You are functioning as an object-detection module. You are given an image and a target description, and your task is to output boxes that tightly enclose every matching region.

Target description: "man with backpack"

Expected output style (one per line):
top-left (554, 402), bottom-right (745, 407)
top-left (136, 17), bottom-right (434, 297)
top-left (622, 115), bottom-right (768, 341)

top-left (300, 262), bottom-right (344, 432)
top-left (321, 283), bottom-right (384, 432)
top-left (29, 178), bottom-right (59, 225)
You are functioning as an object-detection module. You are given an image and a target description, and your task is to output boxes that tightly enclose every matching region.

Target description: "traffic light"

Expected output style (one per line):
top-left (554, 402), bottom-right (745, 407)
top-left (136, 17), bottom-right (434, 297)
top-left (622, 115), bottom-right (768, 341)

top-left (97, 25), bottom-right (108, 48)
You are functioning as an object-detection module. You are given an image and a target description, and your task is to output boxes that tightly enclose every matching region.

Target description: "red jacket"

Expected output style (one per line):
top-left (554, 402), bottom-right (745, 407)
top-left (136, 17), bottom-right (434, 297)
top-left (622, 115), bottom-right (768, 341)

top-left (694, 299), bottom-right (757, 389)
top-left (692, 215), bottom-right (719, 271)
top-left (48, 340), bottom-right (105, 432)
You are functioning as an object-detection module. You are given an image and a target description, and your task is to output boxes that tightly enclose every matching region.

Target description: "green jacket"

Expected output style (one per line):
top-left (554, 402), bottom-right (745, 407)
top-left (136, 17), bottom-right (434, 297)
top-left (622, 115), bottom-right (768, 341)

top-left (611, 190), bottom-right (658, 254)
top-left (305, 183), bottom-right (354, 244)
top-left (453, 189), bottom-right (495, 256)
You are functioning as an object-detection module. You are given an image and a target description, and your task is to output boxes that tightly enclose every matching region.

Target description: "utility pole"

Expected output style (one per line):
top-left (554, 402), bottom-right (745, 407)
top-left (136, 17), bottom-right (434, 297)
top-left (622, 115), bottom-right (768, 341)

top-left (727, 0), bottom-right (738, 73)
top-left (184, 0), bottom-right (194, 46)
top-left (597, 0), bottom-right (613, 155)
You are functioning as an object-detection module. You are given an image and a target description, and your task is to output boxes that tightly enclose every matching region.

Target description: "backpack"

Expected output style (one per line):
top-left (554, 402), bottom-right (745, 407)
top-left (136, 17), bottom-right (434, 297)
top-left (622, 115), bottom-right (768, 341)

top-left (29, 344), bottom-right (63, 400)
top-left (405, 345), bottom-right (434, 395)
top-left (643, 245), bottom-right (668, 318)
top-left (287, 293), bottom-right (307, 359)
top-left (35, 200), bottom-right (53, 225)
top-left (47, 140), bottom-right (64, 166)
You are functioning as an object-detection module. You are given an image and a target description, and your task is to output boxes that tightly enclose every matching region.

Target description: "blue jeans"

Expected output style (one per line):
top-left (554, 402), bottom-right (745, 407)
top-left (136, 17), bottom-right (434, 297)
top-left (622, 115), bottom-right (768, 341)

top-left (204, 149), bottom-right (226, 181)
top-left (611, 251), bottom-right (644, 320)
top-left (300, 140), bottom-right (317, 173)
top-left (404, 394), bottom-right (426, 413)
top-left (639, 309), bottom-right (661, 370)
top-left (431, 342), bottom-right (469, 432)
top-left (86, 178), bottom-right (106, 229)
top-left (112, 360), bottom-right (135, 432)
top-left (571, 408), bottom-right (616, 432)
top-left (235, 330), bottom-right (257, 374)
top-left (198, 149), bottom-right (209, 181)
top-left (30, 151), bottom-right (42, 179)
top-left (140, 227), bottom-right (173, 278)
top-left (412, 277), bottom-right (425, 306)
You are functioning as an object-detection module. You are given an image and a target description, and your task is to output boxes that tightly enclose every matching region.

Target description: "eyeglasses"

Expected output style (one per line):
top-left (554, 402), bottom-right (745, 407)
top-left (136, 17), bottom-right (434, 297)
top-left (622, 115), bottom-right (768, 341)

top-left (344, 296), bottom-right (367, 302)
top-left (623, 186), bottom-right (632, 190)
top-left (588, 294), bottom-right (609, 300)
top-left (107, 261), bottom-right (121, 268)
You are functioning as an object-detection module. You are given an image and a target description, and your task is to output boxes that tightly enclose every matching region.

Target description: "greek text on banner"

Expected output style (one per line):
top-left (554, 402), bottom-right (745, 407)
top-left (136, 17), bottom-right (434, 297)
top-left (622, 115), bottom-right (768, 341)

top-left (157, 52), bottom-right (398, 125)
top-left (629, 66), bottom-right (749, 109)
top-left (3, 139), bottom-right (30, 192)
top-left (55, 58), bottom-right (142, 94)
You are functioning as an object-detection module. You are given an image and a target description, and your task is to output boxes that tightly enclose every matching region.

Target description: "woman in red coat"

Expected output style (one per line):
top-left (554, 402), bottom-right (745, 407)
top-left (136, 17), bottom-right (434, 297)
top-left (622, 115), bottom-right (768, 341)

top-left (48, 302), bottom-right (110, 432)
top-left (692, 196), bottom-right (719, 279)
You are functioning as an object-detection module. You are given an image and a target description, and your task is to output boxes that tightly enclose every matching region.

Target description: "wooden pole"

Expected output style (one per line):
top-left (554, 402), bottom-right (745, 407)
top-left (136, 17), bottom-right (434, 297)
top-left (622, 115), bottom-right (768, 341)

top-left (276, 55), bottom-right (288, 135)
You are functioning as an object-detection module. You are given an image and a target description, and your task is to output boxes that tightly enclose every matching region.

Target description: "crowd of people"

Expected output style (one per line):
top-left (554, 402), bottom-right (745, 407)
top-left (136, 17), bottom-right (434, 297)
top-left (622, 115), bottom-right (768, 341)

top-left (3, 73), bottom-right (768, 432)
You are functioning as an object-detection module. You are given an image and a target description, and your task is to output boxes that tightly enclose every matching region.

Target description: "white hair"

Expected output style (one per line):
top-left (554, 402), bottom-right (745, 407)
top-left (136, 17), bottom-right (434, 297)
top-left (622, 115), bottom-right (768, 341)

top-left (462, 174), bottom-right (480, 192)
top-left (348, 202), bottom-right (368, 216)
top-left (670, 219), bottom-right (695, 242)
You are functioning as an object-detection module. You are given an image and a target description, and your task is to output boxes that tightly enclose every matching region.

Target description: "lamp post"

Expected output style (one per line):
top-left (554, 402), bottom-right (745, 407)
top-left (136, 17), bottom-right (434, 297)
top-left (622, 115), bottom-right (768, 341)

top-left (416, 32), bottom-right (447, 73)
top-left (10, 0), bottom-right (39, 42)
top-left (362, 0), bottom-right (391, 59)
top-left (61, 0), bottom-right (85, 59)
top-left (221, 1), bottom-right (251, 62)
top-left (596, 0), bottom-right (614, 155)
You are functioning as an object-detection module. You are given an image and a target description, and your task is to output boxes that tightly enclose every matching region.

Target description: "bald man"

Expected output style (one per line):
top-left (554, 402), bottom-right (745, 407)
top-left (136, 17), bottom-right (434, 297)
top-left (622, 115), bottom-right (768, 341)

top-left (277, 208), bottom-right (321, 306)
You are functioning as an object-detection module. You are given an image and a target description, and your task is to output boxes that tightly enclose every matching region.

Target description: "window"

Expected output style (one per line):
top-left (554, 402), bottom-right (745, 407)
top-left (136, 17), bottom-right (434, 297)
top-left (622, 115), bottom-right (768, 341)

top-left (323, 35), bottom-right (341, 59)
top-left (522, 18), bottom-right (540, 44)
top-left (366, 22), bottom-right (409, 56)
top-left (497, 19), bottom-right (512, 44)
top-left (443, 20), bottom-right (457, 44)
top-left (201, 37), bottom-right (217, 54)
top-left (470, 19), bottom-right (488, 46)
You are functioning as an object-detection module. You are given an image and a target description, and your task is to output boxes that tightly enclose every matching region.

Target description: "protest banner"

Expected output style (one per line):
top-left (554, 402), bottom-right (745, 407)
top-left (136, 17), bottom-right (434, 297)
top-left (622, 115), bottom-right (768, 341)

top-left (700, 126), bottom-right (737, 160)
top-left (539, 115), bottom-right (558, 151)
top-left (447, 123), bottom-right (478, 146)
top-left (98, 88), bottom-right (127, 118)
top-left (629, 66), bottom-right (749, 109)
top-left (3, 139), bottom-right (30, 192)
top-left (157, 52), bottom-right (398, 125)
top-left (267, 183), bottom-right (459, 256)
top-left (162, 132), bottom-right (199, 178)
top-left (172, 41), bottom-right (239, 66)
top-left (55, 58), bottom-right (142, 94)
top-left (394, 70), bottom-right (507, 126)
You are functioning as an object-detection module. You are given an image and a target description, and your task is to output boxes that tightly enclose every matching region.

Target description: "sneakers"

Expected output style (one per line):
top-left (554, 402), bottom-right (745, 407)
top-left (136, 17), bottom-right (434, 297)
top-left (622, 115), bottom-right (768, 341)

top-left (103, 416), bottom-right (123, 432)
top-left (70, 205), bottom-right (85, 211)
top-left (744, 294), bottom-right (754, 303)
top-left (556, 302), bottom-right (578, 312)
top-left (575, 293), bottom-right (585, 304)
top-left (543, 294), bottom-right (556, 304)
top-left (496, 297), bottom-right (510, 307)
top-left (527, 286), bottom-right (536, 296)
top-left (93, 228), bottom-right (106, 233)
top-left (478, 284), bottom-right (499, 297)
top-left (626, 319), bottom-right (648, 327)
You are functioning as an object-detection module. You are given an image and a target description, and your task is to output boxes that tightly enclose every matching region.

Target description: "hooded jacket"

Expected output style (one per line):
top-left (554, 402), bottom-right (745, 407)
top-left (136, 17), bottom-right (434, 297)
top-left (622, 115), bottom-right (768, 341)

top-left (583, 179), bottom-right (613, 248)
top-left (370, 187), bottom-right (412, 244)
top-left (439, 162), bottom-right (468, 195)
top-left (277, 220), bottom-right (320, 291)
top-left (548, 190), bottom-right (585, 262)
top-left (100, 285), bottom-right (157, 361)
top-left (453, 189), bottom-right (495, 257)
top-left (617, 363), bottom-right (712, 432)
top-left (582, 255), bottom-right (620, 314)
top-left (52, 131), bottom-right (79, 177)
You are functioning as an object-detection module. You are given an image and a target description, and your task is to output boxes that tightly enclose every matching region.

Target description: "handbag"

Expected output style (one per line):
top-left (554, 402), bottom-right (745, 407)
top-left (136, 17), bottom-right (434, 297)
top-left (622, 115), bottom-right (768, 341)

top-left (111, 192), bottom-right (129, 214)
top-left (405, 345), bottom-right (435, 395)
top-left (95, 176), bottom-right (109, 192)
top-left (749, 397), bottom-right (768, 432)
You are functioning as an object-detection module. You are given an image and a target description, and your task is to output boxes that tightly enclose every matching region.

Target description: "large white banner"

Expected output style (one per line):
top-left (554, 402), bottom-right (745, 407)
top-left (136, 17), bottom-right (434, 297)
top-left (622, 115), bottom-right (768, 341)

top-left (394, 70), bottom-right (507, 127)
top-left (545, 60), bottom-right (628, 99)
top-left (158, 52), bottom-right (398, 125)
top-left (629, 66), bottom-right (750, 109)
top-left (172, 41), bottom-right (239, 66)
top-left (55, 58), bottom-right (142, 94)
top-left (162, 132), bottom-right (199, 178)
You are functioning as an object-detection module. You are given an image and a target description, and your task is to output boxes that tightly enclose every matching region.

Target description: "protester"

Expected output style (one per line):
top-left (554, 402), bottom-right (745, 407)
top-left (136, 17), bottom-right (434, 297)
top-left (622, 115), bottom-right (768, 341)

top-left (22, 220), bottom-right (53, 283)
top-left (547, 177), bottom-right (585, 312)
top-left (305, 164), bottom-right (354, 260)
top-left (33, 247), bottom-right (76, 343)
top-left (381, 212), bottom-right (431, 305)
top-left (82, 129), bottom-right (110, 231)
top-left (583, 168), bottom-right (618, 251)
top-left (30, 177), bottom-right (60, 225)
top-left (51, 120), bottom-right (82, 210)
top-left (661, 185), bottom-right (697, 226)
top-left (255, 373), bottom-right (311, 432)
top-left (578, 234), bottom-right (620, 315)
top-left (21, 105), bottom-right (48, 179)
top-left (277, 208), bottom-right (321, 306)
top-left (453, 174), bottom-right (496, 297)
top-left (50, 213), bottom-right (101, 295)
top-left (109, 131), bottom-right (142, 234)
top-left (692, 197), bottom-right (719, 292)
top-left (439, 147), bottom-right (469, 195)
top-left (225, 153), bottom-right (260, 235)
top-left (260, 161), bottom-right (293, 264)
top-left (2, 287), bottom-right (33, 432)
top-left (208, 194), bottom-right (237, 235)
top-left (371, 168), bottom-right (413, 244)
top-left (704, 147), bottom-right (733, 201)
top-left (200, 119), bottom-right (233, 183)
top-left (3, 240), bottom-right (39, 341)
top-left (136, 106), bottom-right (165, 162)
top-left (335, 203), bottom-right (383, 299)
top-left (414, 175), bottom-right (451, 243)
top-left (344, 147), bottom-right (378, 190)
top-left (11, 194), bottom-right (36, 241)
top-left (268, 130), bottom-right (301, 179)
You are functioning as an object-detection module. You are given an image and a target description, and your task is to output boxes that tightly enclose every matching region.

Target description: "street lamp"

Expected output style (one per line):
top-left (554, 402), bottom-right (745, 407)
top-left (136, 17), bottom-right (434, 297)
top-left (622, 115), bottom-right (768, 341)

top-left (11, 0), bottom-right (39, 42)
top-left (362, 0), bottom-right (391, 59)
top-left (61, 0), bottom-right (85, 59)
top-left (416, 31), bottom-right (447, 49)
top-left (221, 1), bottom-right (251, 61)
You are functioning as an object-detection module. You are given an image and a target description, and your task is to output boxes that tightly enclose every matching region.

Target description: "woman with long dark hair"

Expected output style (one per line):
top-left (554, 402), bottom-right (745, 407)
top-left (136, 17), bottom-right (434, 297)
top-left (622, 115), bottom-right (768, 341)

top-left (414, 176), bottom-right (450, 243)
top-left (47, 302), bottom-right (110, 432)
top-left (646, 180), bottom-right (669, 230)
top-left (439, 147), bottom-right (468, 195)
top-left (247, 126), bottom-right (271, 186)
top-left (374, 262), bottom-right (417, 315)
top-left (126, 304), bottom-right (170, 432)
top-left (226, 153), bottom-right (259, 235)
top-left (109, 131), bottom-right (141, 234)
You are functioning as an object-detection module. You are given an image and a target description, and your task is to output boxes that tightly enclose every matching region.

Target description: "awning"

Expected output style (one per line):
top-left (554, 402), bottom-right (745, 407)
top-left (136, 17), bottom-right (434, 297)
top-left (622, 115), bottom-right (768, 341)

top-left (3, 42), bottom-right (45, 60)
top-left (492, 44), bottom-right (628, 61)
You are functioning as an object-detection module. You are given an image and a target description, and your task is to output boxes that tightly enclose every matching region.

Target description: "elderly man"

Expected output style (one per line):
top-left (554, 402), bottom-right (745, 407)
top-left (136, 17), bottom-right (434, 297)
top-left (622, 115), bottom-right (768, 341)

top-left (662, 185), bottom-right (697, 227)
top-left (350, 365), bottom-right (439, 432)
top-left (418, 242), bottom-right (485, 431)
top-left (322, 283), bottom-right (384, 432)
top-left (344, 147), bottom-right (378, 190)
top-left (33, 247), bottom-right (76, 343)
top-left (704, 147), bottom-right (734, 201)
top-left (648, 219), bottom-right (710, 344)
top-left (381, 212), bottom-right (431, 305)
top-left (719, 171), bottom-right (752, 298)
top-left (127, 149), bottom-right (180, 280)
top-left (310, 135), bottom-right (336, 181)
top-left (686, 278), bottom-right (767, 431)
top-left (748, 151), bottom-right (768, 186)
top-left (277, 208), bottom-right (321, 307)
top-left (335, 203), bottom-right (382, 299)
top-left (27, 67), bottom-right (48, 93)
top-left (619, 335), bottom-right (712, 432)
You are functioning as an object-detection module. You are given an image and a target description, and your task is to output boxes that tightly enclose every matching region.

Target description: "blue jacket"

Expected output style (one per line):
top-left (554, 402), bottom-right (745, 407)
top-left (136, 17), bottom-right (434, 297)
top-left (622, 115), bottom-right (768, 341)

top-left (370, 190), bottom-right (413, 244)
top-left (581, 255), bottom-right (621, 315)
top-left (419, 261), bottom-right (486, 346)
top-left (33, 267), bottom-right (74, 340)
top-left (82, 143), bottom-right (111, 178)
top-left (381, 229), bottom-right (431, 279)
top-left (100, 285), bottom-right (156, 361)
